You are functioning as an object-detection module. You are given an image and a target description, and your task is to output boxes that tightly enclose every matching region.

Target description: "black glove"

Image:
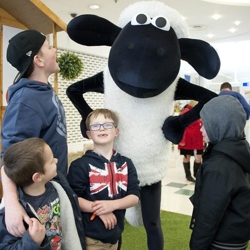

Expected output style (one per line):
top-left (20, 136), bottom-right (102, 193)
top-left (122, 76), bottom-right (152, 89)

top-left (162, 116), bottom-right (185, 144)
top-left (80, 119), bottom-right (88, 139)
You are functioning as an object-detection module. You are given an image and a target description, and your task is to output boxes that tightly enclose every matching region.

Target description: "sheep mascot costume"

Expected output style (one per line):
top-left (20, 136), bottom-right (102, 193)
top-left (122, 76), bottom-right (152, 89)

top-left (66, 1), bottom-right (220, 249)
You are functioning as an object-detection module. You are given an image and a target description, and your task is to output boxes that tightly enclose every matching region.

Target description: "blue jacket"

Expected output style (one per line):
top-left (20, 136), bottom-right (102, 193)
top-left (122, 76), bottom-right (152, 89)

top-left (67, 150), bottom-right (140, 244)
top-left (219, 90), bottom-right (250, 119)
top-left (1, 79), bottom-right (68, 176)
top-left (0, 172), bottom-right (86, 250)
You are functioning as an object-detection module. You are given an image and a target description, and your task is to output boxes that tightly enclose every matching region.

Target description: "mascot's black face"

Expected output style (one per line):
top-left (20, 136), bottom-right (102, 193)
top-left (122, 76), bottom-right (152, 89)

top-left (108, 13), bottom-right (181, 98)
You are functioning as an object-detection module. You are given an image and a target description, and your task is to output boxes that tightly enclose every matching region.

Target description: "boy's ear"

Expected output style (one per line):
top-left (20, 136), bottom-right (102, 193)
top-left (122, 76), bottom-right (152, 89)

top-left (33, 55), bottom-right (44, 67)
top-left (115, 128), bottom-right (119, 137)
top-left (32, 172), bottom-right (42, 183)
top-left (86, 130), bottom-right (92, 139)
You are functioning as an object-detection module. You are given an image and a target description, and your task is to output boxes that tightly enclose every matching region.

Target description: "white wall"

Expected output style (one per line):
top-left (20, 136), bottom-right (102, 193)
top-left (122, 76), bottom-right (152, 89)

top-left (2, 26), bottom-right (23, 106)
top-left (50, 31), bottom-right (110, 58)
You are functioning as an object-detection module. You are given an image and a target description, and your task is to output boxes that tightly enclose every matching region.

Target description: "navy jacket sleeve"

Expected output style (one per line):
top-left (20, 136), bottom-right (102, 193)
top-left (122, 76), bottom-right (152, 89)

top-left (0, 209), bottom-right (50, 250)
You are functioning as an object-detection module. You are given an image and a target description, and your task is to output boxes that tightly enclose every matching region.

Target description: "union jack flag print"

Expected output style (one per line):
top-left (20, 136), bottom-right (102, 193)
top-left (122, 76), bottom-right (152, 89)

top-left (89, 162), bottom-right (128, 198)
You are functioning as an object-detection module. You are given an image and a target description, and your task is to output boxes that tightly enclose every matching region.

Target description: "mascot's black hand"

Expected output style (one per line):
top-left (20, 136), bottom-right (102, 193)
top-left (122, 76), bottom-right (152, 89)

top-left (162, 116), bottom-right (185, 144)
top-left (80, 119), bottom-right (88, 139)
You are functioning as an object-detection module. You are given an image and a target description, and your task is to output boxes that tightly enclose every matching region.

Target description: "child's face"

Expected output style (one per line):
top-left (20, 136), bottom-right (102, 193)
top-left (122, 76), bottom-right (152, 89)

top-left (39, 40), bottom-right (60, 75)
top-left (42, 144), bottom-right (58, 181)
top-left (86, 114), bottom-right (119, 145)
top-left (200, 125), bottom-right (210, 143)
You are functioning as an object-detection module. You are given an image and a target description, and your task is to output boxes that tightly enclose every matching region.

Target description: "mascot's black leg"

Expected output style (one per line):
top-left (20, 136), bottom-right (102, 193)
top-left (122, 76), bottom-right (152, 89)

top-left (141, 181), bottom-right (163, 250)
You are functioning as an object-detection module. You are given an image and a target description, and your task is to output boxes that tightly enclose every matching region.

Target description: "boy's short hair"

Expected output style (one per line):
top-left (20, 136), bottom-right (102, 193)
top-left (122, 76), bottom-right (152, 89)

top-left (85, 108), bottom-right (119, 130)
top-left (3, 138), bottom-right (46, 187)
top-left (220, 82), bottom-right (232, 91)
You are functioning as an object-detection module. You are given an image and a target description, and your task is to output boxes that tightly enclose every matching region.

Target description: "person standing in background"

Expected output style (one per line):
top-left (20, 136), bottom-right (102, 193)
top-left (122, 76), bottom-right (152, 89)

top-left (178, 100), bottom-right (204, 182)
top-left (219, 82), bottom-right (250, 120)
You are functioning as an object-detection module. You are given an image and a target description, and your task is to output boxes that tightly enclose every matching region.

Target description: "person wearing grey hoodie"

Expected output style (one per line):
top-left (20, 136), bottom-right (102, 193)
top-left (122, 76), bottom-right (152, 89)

top-left (189, 95), bottom-right (250, 250)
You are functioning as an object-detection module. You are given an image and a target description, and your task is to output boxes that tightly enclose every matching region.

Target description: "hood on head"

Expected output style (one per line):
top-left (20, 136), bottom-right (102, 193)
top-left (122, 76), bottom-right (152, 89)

top-left (200, 95), bottom-right (246, 143)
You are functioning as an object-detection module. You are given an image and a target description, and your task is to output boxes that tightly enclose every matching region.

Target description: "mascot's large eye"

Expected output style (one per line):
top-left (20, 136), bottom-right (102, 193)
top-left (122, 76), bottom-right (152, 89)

top-left (131, 13), bottom-right (151, 26)
top-left (151, 16), bottom-right (170, 31)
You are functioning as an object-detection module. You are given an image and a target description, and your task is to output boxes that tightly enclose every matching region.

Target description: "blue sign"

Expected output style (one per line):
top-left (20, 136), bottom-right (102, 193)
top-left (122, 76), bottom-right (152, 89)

top-left (243, 82), bottom-right (250, 87)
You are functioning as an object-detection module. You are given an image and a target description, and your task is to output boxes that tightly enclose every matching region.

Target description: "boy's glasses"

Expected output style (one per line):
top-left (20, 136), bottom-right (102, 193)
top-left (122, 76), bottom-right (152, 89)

top-left (89, 122), bottom-right (115, 131)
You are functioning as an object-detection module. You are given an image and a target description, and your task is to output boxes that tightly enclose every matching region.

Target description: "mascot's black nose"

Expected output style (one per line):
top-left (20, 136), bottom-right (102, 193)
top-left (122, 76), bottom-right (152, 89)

top-left (156, 47), bottom-right (165, 56)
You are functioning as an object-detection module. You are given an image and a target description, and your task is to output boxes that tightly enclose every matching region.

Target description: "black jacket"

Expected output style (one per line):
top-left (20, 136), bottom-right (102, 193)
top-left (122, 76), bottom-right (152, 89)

top-left (190, 138), bottom-right (250, 250)
top-left (67, 150), bottom-right (140, 244)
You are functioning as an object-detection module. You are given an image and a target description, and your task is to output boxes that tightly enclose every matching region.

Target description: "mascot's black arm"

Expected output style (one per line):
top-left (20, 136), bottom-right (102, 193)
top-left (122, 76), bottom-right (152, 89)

top-left (162, 77), bottom-right (217, 144)
top-left (66, 71), bottom-right (104, 138)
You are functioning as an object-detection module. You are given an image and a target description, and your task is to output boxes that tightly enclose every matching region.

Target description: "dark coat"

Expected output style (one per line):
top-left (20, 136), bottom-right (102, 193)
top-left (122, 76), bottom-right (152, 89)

top-left (189, 138), bottom-right (250, 250)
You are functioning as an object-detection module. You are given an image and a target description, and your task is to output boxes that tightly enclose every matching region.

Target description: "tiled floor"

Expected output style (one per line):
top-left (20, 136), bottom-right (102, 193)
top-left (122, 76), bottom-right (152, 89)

top-left (160, 145), bottom-right (195, 216)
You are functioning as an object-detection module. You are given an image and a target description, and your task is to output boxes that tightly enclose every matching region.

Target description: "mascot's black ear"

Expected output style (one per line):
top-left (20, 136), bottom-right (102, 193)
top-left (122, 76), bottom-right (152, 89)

top-left (179, 38), bottom-right (221, 79)
top-left (67, 14), bottom-right (122, 46)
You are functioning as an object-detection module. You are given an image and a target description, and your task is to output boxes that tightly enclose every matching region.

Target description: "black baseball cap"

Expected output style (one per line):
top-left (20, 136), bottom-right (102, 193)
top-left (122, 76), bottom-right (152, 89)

top-left (7, 30), bottom-right (46, 84)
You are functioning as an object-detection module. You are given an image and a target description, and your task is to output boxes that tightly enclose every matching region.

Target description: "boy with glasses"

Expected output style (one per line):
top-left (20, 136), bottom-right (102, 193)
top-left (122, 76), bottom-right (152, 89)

top-left (67, 108), bottom-right (140, 250)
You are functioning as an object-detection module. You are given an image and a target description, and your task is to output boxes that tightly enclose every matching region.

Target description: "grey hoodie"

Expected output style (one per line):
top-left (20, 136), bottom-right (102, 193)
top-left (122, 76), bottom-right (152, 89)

top-left (200, 95), bottom-right (246, 144)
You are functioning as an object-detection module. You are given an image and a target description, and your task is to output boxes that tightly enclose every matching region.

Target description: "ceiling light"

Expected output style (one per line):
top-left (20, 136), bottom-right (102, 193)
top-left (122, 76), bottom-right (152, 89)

top-left (229, 28), bottom-right (237, 33)
top-left (202, 0), bottom-right (250, 6)
top-left (207, 34), bottom-right (214, 38)
top-left (89, 4), bottom-right (100, 9)
top-left (234, 21), bottom-right (241, 25)
top-left (189, 25), bottom-right (207, 31)
top-left (212, 14), bottom-right (221, 20)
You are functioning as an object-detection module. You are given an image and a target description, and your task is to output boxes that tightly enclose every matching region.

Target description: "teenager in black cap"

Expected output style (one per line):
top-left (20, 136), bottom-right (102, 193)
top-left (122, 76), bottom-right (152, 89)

top-left (1, 30), bottom-right (68, 237)
top-left (189, 95), bottom-right (250, 250)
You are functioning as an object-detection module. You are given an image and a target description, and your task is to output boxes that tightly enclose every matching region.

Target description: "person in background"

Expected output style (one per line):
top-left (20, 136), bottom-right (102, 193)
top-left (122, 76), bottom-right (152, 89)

top-left (0, 138), bottom-right (85, 250)
top-left (219, 82), bottom-right (250, 120)
top-left (1, 29), bottom-right (68, 239)
top-left (178, 100), bottom-right (204, 182)
top-left (189, 95), bottom-right (250, 250)
top-left (67, 108), bottom-right (140, 250)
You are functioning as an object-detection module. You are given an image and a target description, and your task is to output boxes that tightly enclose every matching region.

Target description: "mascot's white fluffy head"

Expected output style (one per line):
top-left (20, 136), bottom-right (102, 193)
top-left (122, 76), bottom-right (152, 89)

top-left (118, 1), bottom-right (189, 39)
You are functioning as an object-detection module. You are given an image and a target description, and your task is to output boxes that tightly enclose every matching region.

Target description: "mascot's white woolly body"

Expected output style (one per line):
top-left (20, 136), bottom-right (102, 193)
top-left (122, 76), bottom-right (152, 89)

top-left (104, 1), bottom-right (189, 226)
top-left (105, 70), bottom-right (177, 186)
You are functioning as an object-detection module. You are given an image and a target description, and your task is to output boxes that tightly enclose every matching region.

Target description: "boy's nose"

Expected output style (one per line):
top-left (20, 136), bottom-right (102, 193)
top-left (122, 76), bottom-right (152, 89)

top-left (99, 125), bottom-right (105, 130)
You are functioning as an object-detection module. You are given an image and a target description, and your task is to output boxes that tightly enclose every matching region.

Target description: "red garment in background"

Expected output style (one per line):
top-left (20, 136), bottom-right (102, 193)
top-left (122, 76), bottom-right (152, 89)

top-left (178, 105), bottom-right (204, 150)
